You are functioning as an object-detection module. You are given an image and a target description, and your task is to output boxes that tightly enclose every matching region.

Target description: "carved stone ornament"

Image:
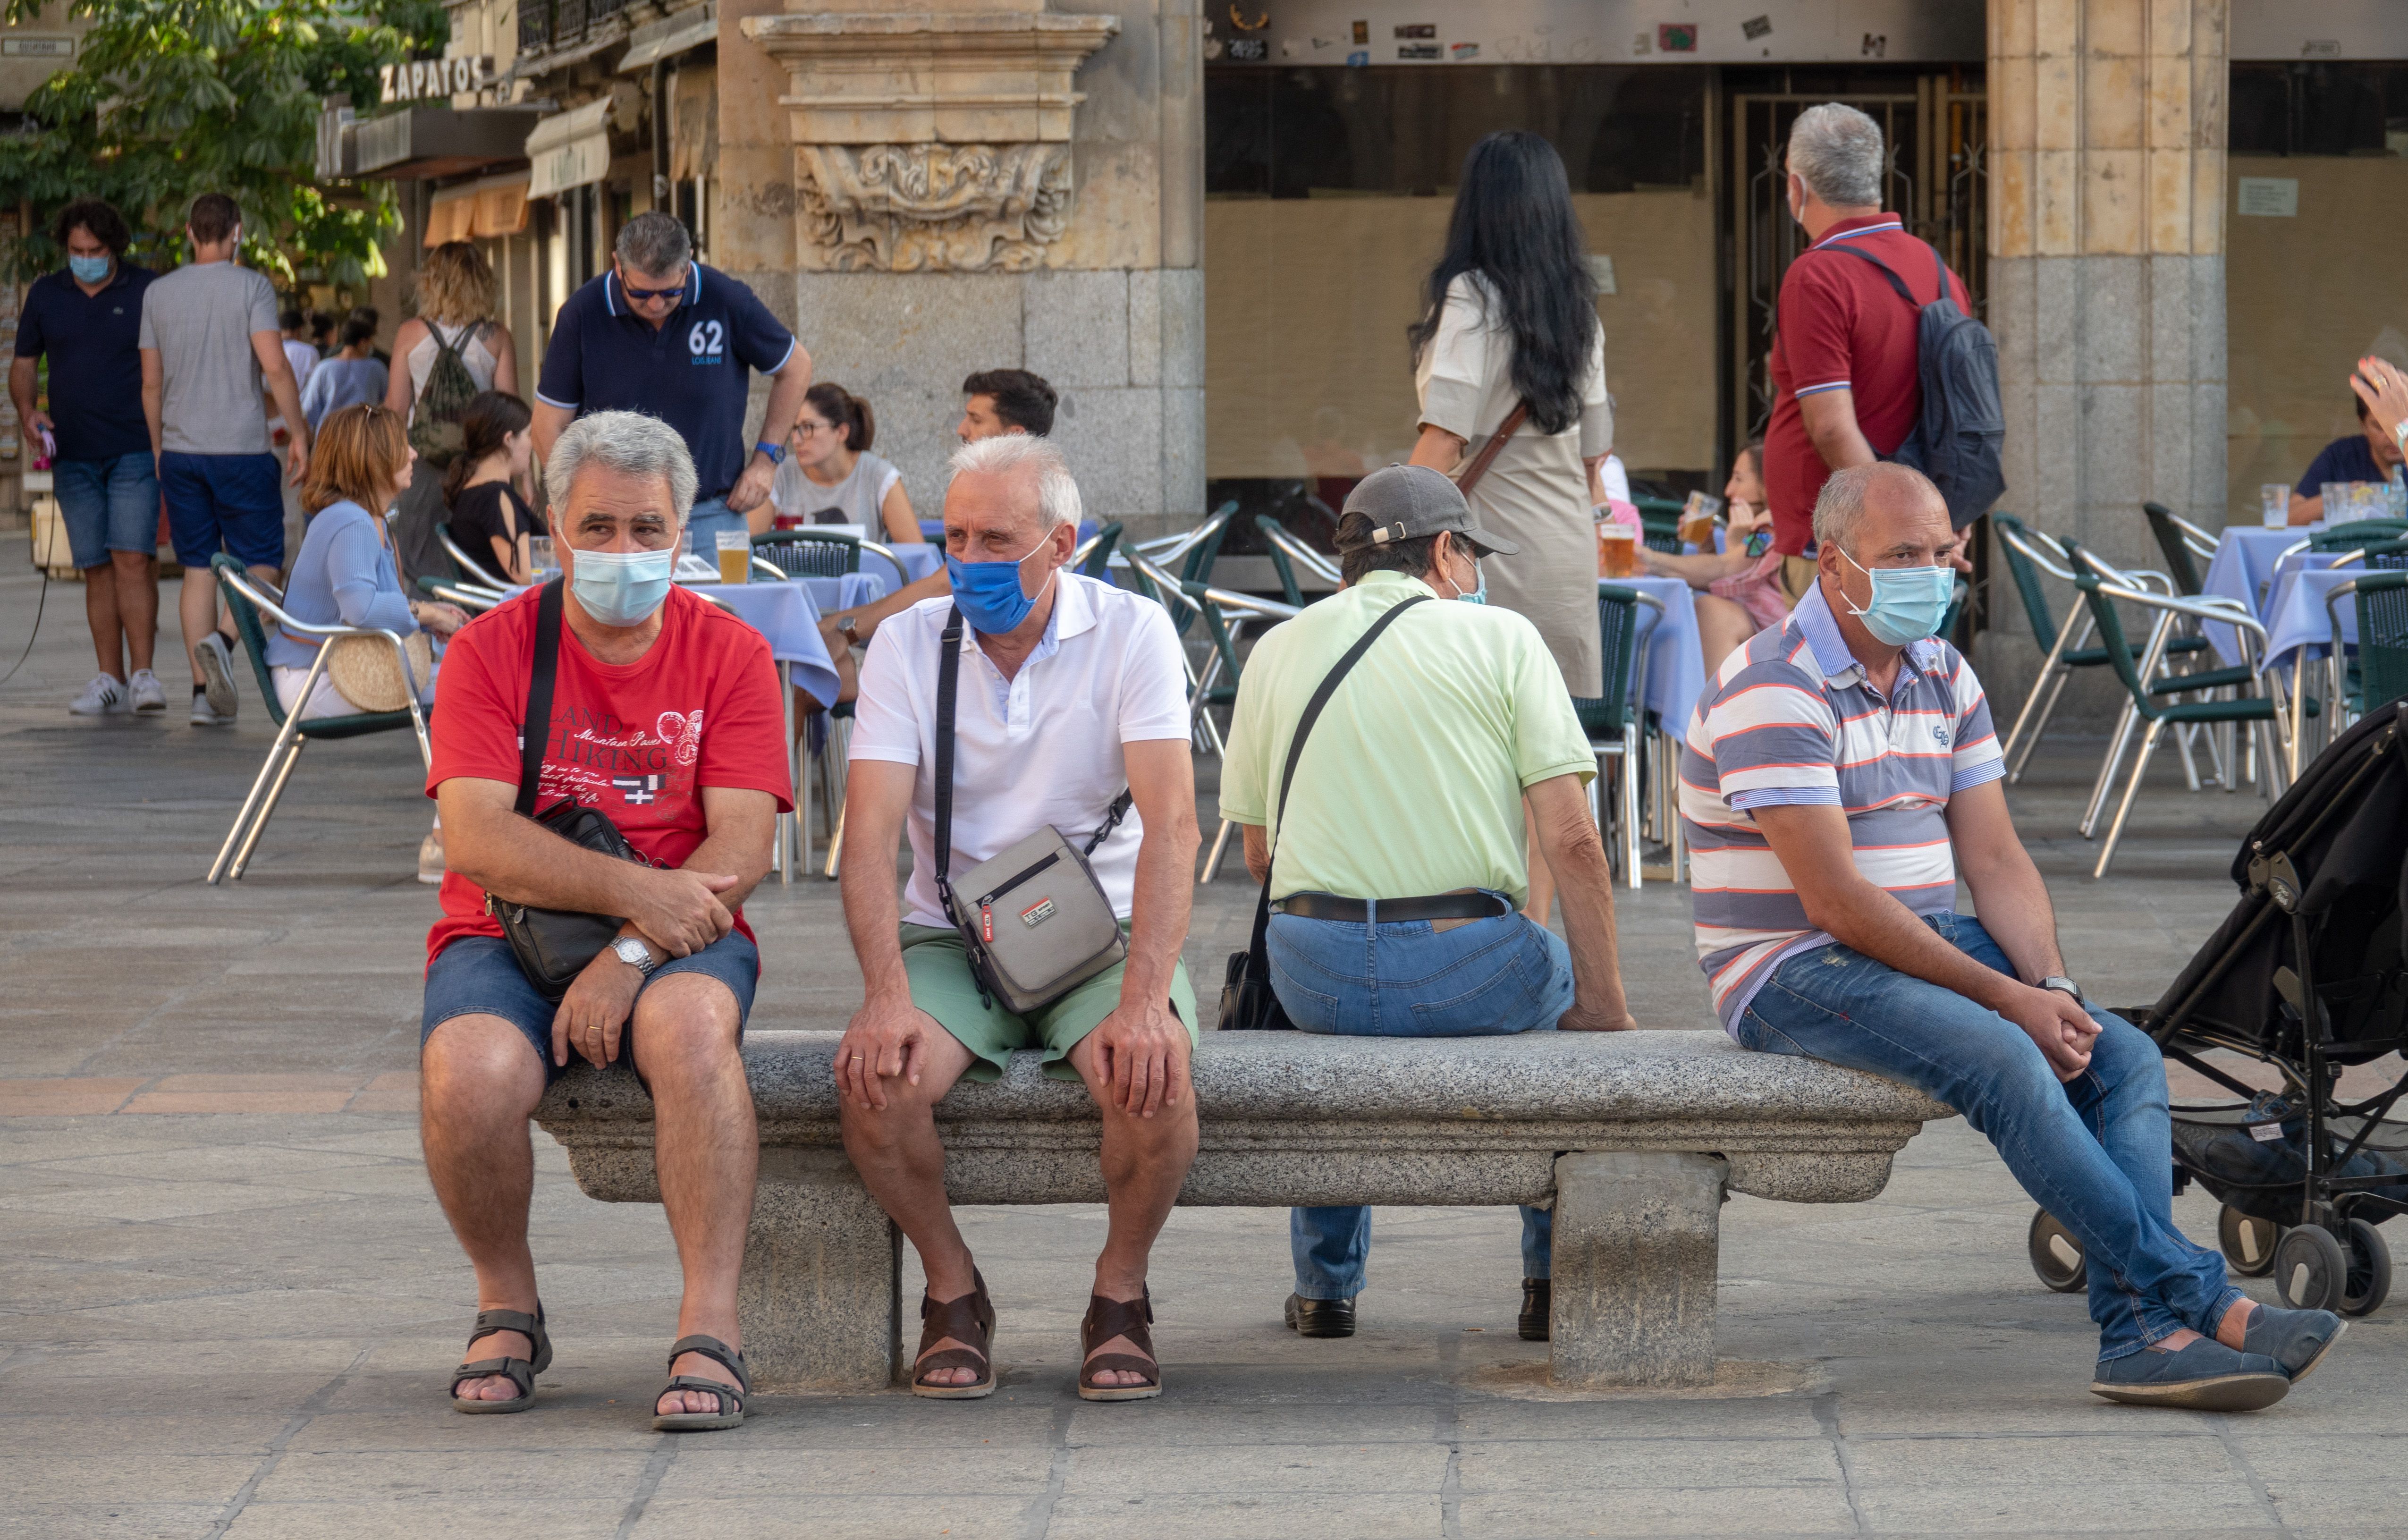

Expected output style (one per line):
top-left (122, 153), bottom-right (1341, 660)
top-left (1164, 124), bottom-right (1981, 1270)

top-left (799, 142), bottom-right (1073, 272)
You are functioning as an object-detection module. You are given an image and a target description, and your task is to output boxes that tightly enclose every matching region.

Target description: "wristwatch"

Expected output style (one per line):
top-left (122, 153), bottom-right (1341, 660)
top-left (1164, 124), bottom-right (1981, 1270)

top-left (835, 615), bottom-right (860, 642)
top-left (754, 439), bottom-right (786, 465)
top-left (611, 936), bottom-right (659, 975)
top-left (2039, 975), bottom-right (2084, 1003)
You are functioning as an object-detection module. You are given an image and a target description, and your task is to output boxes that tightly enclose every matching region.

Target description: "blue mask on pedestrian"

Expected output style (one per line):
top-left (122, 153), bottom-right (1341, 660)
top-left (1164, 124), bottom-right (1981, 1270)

top-left (1840, 549), bottom-right (1953, 647)
top-left (569, 546), bottom-right (676, 626)
top-left (945, 533), bottom-right (1057, 635)
top-left (68, 254), bottom-right (110, 284)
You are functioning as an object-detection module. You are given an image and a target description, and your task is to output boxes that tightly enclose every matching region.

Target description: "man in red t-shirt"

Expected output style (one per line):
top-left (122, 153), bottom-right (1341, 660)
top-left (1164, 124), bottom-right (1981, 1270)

top-left (1761, 102), bottom-right (1971, 602)
top-left (420, 412), bottom-right (792, 1431)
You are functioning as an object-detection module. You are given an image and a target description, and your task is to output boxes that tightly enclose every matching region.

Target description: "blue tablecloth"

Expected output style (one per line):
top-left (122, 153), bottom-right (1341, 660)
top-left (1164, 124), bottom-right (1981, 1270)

top-left (2262, 564), bottom-right (2362, 673)
top-left (1609, 576), bottom-right (1708, 736)
top-left (800, 572), bottom-right (887, 614)
top-left (677, 580), bottom-right (842, 707)
top-left (2200, 525), bottom-right (2315, 664)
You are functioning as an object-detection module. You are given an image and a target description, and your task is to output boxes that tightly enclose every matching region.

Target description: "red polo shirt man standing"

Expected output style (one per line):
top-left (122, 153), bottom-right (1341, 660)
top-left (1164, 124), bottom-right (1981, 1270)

top-left (1762, 102), bottom-right (1971, 603)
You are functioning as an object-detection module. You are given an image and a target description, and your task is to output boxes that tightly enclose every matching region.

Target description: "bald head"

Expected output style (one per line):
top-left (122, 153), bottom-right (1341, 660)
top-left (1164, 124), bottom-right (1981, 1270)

top-left (1812, 462), bottom-right (1949, 560)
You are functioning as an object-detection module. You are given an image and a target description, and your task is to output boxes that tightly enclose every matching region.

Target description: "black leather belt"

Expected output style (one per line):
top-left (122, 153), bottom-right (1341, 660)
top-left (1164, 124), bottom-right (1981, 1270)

top-left (1272, 891), bottom-right (1511, 923)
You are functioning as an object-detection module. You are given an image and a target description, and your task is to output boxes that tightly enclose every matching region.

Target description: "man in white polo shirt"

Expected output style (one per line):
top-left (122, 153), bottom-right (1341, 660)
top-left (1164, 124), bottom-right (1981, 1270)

top-left (836, 432), bottom-right (1200, 1405)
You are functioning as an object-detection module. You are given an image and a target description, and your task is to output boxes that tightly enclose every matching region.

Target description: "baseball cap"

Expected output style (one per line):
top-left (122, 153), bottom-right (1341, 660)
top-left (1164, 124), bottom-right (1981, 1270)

top-left (1334, 464), bottom-right (1521, 557)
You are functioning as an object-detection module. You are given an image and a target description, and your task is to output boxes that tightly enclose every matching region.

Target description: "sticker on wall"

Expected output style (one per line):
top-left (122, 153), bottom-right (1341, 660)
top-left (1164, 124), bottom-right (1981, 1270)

top-left (1352, 19), bottom-right (1368, 44)
top-left (2236, 178), bottom-right (2299, 218)
top-left (1227, 36), bottom-right (1267, 59)
top-left (1397, 42), bottom-right (1440, 59)
top-left (1741, 15), bottom-right (1772, 40)
top-left (1394, 23), bottom-right (1435, 38)
top-left (1346, 49), bottom-right (1369, 65)
top-left (1449, 41), bottom-right (1479, 60)
top-left (1657, 24), bottom-right (1697, 52)
top-left (1587, 255), bottom-right (1618, 296)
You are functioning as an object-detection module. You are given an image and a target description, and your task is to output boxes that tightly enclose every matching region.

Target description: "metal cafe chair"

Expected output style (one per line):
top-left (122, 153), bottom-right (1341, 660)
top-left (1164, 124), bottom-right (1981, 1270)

top-left (1172, 577), bottom-right (1301, 885)
top-left (1254, 514), bottom-right (1343, 609)
top-left (206, 555), bottom-right (434, 884)
top-left (1071, 520), bottom-right (1124, 579)
top-left (2063, 545), bottom-right (2287, 878)
top-left (2139, 500), bottom-right (2216, 597)
top-left (1573, 583), bottom-right (1664, 889)
top-left (2325, 571), bottom-right (2408, 727)
top-left (439, 523), bottom-right (512, 590)
top-left (752, 529), bottom-right (912, 591)
top-left (2064, 542), bottom-right (2261, 796)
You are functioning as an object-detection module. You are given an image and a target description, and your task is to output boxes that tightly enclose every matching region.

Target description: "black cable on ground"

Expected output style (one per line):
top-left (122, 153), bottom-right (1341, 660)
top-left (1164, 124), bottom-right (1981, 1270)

top-left (0, 571), bottom-right (50, 686)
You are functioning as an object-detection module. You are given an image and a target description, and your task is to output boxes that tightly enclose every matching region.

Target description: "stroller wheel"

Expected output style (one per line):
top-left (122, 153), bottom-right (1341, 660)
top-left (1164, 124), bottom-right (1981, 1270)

top-left (2028, 1207), bottom-right (2087, 1293)
top-left (2217, 1206), bottom-right (2281, 1278)
top-left (2274, 1224), bottom-right (2349, 1312)
top-left (2340, 1218), bottom-right (2392, 1317)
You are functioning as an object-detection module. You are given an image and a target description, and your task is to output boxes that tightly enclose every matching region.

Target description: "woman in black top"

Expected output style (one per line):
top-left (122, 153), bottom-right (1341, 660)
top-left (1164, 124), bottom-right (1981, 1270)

top-left (443, 391), bottom-right (537, 584)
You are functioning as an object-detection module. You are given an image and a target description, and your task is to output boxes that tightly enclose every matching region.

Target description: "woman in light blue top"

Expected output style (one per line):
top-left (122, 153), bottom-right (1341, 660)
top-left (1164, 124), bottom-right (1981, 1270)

top-left (270, 403), bottom-right (465, 720)
top-left (299, 314), bottom-right (392, 430)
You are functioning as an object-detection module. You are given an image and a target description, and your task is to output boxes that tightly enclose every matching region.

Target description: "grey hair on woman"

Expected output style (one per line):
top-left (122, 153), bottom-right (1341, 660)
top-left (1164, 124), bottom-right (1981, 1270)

top-left (948, 431), bottom-right (1083, 531)
top-left (546, 411), bottom-right (698, 522)
top-left (1786, 102), bottom-right (1886, 209)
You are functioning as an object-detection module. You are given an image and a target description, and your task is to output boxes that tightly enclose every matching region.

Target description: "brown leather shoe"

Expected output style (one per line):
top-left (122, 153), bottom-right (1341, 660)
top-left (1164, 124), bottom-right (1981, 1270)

top-left (1284, 1293), bottom-right (1356, 1338)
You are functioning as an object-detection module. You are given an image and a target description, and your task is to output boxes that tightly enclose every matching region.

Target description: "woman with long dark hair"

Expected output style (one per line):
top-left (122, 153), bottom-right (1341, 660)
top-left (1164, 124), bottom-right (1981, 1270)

top-left (1409, 130), bottom-right (1612, 696)
top-left (443, 391), bottom-right (538, 584)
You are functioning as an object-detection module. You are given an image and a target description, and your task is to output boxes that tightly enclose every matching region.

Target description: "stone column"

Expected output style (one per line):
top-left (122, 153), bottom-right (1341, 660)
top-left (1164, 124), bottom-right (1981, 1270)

top-left (1548, 1152), bottom-right (1727, 1389)
top-left (1984, 0), bottom-right (2228, 719)
top-left (736, 0), bottom-right (1205, 541)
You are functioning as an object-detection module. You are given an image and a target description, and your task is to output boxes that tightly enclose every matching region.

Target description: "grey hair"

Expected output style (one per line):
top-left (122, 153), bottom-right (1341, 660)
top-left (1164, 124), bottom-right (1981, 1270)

top-left (546, 411), bottom-right (697, 523)
top-left (614, 210), bottom-right (692, 277)
top-left (1811, 462), bottom-right (1938, 553)
top-left (947, 432), bottom-right (1082, 532)
top-left (1786, 102), bottom-right (1886, 209)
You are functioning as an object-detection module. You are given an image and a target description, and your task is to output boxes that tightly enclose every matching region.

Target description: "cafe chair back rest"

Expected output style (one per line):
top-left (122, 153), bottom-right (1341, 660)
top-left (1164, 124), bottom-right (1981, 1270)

top-left (439, 522), bottom-right (510, 590)
top-left (2326, 536), bottom-right (2408, 573)
top-left (2140, 502), bottom-right (2209, 596)
top-left (2308, 521), bottom-right (2408, 555)
top-left (1631, 495), bottom-right (1684, 555)
top-left (1254, 514), bottom-right (1343, 608)
top-left (1073, 521), bottom-right (1123, 580)
top-left (2352, 572), bottom-right (2408, 716)
top-left (1572, 583), bottom-right (1664, 888)
top-left (752, 529), bottom-right (912, 591)
top-left (207, 553), bottom-right (435, 885)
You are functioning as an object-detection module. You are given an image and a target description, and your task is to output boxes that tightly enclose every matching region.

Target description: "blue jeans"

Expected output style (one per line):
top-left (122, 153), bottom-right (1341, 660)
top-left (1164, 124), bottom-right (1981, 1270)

top-left (684, 496), bottom-right (745, 558)
top-left (53, 453), bottom-right (161, 569)
top-left (1733, 912), bottom-right (2241, 1363)
top-left (1270, 894), bottom-right (1572, 1299)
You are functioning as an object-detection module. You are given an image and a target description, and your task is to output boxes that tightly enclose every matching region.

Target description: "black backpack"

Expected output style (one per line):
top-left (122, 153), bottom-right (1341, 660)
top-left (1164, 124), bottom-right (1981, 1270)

top-left (1820, 241), bottom-right (2006, 530)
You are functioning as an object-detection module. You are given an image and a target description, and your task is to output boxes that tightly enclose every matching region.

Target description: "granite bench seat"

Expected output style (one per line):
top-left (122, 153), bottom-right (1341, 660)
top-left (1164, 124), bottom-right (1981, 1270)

top-left (536, 1028), bottom-right (1952, 1392)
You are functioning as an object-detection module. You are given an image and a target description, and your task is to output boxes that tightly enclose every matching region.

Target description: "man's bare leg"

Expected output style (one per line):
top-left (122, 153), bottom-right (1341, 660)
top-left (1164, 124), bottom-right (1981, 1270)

top-left (178, 566), bottom-right (217, 686)
top-left (113, 551), bottom-right (159, 675)
top-left (420, 1014), bottom-right (547, 1402)
top-left (838, 1025), bottom-right (981, 1385)
top-left (81, 562), bottom-right (123, 679)
top-left (631, 975), bottom-right (760, 1416)
top-left (1067, 1033), bottom-right (1200, 1388)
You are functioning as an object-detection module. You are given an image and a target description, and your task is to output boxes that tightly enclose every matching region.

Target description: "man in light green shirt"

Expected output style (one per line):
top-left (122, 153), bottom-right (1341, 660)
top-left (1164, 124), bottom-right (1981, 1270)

top-left (1218, 464), bottom-right (1637, 1345)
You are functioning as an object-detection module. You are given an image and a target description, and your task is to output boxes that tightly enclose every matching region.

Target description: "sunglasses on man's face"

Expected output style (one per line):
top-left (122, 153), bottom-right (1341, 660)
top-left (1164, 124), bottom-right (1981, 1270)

top-left (620, 270), bottom-right (687, 302)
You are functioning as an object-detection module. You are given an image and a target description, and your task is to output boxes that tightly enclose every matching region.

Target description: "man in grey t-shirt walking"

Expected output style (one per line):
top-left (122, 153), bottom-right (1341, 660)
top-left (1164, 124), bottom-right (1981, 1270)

top-left (139, 192), bottom-right (310, 726)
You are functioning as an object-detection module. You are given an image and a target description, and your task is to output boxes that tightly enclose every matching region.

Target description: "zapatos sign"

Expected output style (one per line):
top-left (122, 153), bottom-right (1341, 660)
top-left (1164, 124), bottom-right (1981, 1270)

top-left (382, 56), bottom-right (498, 103)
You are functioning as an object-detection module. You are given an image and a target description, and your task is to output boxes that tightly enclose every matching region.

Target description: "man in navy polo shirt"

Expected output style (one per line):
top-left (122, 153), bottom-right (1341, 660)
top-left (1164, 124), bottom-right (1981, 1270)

top-left (10, 198), bottom-right (164, 717)
top-left (532, 212), bottom-right (811, 554)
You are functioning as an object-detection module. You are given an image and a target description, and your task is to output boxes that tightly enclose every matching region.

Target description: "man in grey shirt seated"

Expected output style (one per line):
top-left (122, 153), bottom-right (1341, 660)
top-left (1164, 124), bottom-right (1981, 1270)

top-left (139, 192), bottom-right (309, 726)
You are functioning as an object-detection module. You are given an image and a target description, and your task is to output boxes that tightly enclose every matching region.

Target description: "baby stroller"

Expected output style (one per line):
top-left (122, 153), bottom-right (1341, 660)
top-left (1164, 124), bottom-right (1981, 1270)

top-left (2026, 700), bottom-right (2408, 1316)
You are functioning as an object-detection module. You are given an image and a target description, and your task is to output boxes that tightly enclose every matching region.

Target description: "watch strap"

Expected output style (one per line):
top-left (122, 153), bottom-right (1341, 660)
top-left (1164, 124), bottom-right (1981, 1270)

top-left (615, 936), bottom-right (658, 974)
top-left (755, 439), bottom-right (785, 465)
top-left (2040, 975), bottom-right (2082, 1000)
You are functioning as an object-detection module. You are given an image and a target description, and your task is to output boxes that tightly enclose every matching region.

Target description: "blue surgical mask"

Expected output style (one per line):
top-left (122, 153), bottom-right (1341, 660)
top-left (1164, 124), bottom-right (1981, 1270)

top-left (68, 254), bottom-right (110, 284)
top-left (1840, 549), bottom-right (1953, 647)
top-left (945, 534), bottom-right (1057, 635)
top-left (568, 546), bottom-right (676, 626)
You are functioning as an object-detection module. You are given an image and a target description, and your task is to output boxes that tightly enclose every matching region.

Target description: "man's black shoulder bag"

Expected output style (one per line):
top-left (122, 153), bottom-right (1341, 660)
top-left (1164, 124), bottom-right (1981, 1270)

top-left (488, 579), bottom-right (645, 998)
top-left (1219, 594), bottom-right (1429, 1031)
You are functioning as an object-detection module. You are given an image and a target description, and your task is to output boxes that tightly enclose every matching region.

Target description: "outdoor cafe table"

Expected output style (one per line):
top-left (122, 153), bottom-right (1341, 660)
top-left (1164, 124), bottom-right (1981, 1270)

top-left (1611, 575), bottom-right (1708, 737)
top-left (675, 579), bottom-right (843, 709)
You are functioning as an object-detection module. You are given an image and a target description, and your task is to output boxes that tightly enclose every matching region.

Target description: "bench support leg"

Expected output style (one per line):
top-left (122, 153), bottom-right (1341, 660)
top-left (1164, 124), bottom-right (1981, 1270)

top-left (1548, 1151), bottom-right (1727, 1389)
top-left (738, 1149), bottom-right (900, 1392)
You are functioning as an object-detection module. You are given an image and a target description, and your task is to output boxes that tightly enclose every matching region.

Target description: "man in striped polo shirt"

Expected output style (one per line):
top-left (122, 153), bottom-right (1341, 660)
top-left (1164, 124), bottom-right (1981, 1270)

top-left (1682, 463), bottom-right (2344, 1412)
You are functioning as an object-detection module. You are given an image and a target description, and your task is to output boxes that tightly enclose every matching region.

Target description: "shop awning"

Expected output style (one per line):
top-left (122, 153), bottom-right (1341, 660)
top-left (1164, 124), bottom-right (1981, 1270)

top-left (617, 2), bottom-right (716, 73)
top-left (425, 173), bottom-right (531, 246)
top-left (526, 99), bottom-right (615, 198)
top-left (355, 105), bottom-right (544, 181)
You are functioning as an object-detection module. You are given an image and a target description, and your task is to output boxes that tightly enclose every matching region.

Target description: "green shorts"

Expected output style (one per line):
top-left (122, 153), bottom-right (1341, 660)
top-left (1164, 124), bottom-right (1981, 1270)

top-left (899, 922), bottom-right (1199, 1083)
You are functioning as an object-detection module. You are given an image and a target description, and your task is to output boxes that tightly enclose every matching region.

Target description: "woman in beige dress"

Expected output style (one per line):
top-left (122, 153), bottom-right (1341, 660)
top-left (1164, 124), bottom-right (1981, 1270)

top-left (1410, 131), bottom-right (1614, 918)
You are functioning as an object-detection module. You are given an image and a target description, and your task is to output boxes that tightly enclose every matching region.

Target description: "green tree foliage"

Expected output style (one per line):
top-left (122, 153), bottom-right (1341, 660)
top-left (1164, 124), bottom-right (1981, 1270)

top-left (0, 0), bottom-right (445, 286)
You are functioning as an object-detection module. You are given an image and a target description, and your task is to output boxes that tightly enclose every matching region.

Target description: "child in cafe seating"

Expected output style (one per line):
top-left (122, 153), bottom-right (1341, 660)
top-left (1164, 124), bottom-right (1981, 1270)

top-left (1639, 440), bottom-right (1788, 675)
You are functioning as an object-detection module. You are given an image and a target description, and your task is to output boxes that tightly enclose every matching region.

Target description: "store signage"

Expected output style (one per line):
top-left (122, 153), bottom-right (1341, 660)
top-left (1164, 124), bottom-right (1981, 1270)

top-left (1, 35), bottom-right (75, 57)
top-left (381, 55), bottom-right (497, 104)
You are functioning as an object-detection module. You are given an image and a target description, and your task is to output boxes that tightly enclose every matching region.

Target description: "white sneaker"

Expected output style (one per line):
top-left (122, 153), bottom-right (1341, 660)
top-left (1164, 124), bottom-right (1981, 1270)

top-left (128, 669), bottom-right (167, 716)
top-left (194, 631), bottom-right (239, 719)
top-left (189, 689), bottom-right (235, 727)
top-left (69, 674), bottom-right (130, 716)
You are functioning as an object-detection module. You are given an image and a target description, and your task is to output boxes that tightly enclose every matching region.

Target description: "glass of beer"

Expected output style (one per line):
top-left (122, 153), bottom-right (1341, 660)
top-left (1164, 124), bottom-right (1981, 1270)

top-left (1597, 520), bottom-right (1638, 578)
top-left (1680, 491), bottom-right (1722, 549)
top-left (716, 529), bottom-right (752, 584)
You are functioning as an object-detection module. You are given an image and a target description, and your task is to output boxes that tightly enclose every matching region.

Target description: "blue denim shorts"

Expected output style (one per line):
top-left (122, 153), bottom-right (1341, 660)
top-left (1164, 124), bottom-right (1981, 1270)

top-left (53, 453), bottom-right (161, 569)
top-left (421, 931), bottom-right (759, 1081)
top-left (159, 450), bottom-right (286, 569)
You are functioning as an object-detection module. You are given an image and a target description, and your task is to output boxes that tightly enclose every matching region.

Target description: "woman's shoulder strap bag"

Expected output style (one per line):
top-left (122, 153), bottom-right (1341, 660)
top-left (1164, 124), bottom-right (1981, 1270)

top-left (1452, 399), bottom-right (1530, 502)
top-left (1219, 594), bottom-right (1432, 1030)
top-left (487, 580), bottom-right (644, 999)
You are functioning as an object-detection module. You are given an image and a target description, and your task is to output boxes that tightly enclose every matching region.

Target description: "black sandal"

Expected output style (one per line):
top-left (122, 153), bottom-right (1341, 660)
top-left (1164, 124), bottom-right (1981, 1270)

top-left (652, 1334), bottom-right (750, 1431)
top-left (1078, 1287), bottom-right (1161, 1402)
top-left (449, 1303), bottom-right (551, 1414)
top-left (911, 1269), bottom-right (998, 1400)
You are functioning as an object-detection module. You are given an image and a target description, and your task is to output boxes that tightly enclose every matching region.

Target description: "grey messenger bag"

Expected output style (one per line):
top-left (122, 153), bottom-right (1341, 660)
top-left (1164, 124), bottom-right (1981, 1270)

top-left (931, 605), bottom-right (1135, 1016)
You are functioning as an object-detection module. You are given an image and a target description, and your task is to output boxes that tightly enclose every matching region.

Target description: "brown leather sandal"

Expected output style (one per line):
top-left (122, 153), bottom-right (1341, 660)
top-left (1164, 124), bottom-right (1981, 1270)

top-left (1078, 1286), bottom-right (1162, 1402)
top-left (910, 1268), bottom-right (997, 1400)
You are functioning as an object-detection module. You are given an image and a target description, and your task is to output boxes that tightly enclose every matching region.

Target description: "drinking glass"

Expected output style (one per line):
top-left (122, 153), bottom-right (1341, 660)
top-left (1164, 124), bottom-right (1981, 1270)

top-left (1597, 521), bottom-right (1638, 578)
top-left (528, 535), bottom-right (556, 576)
top-left (1679, 491), bottom-right (1723, 549)
top-left (716, 529), bottom-right (752, 584)
top-left (2259, 485), bottom-right (2290, 528)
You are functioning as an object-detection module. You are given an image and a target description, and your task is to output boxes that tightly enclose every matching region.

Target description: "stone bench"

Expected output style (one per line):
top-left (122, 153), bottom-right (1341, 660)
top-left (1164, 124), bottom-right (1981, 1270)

top-left (535, 1030), bottom-right (1951, 1392)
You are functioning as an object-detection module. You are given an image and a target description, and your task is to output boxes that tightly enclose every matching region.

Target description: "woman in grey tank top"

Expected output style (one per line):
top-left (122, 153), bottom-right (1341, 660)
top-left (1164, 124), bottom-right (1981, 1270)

top-left (770, 383), bottom-right (921, 543)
